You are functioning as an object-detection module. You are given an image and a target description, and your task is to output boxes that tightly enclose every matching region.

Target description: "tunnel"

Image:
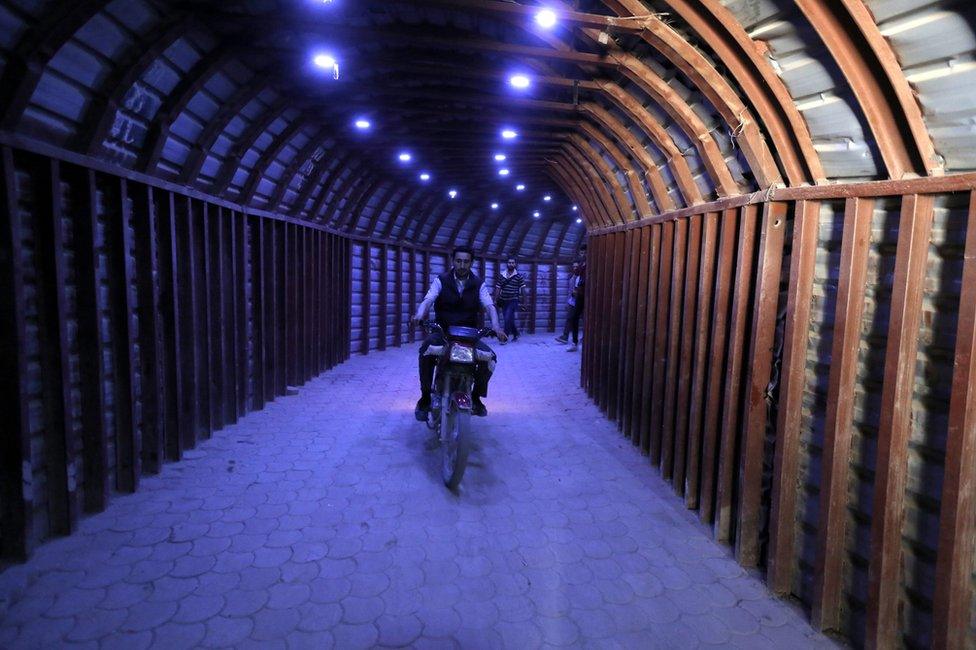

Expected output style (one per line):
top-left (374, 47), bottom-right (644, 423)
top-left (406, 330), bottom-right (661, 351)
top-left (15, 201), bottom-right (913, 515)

top-left (1, 0), bottom-right (975, 648)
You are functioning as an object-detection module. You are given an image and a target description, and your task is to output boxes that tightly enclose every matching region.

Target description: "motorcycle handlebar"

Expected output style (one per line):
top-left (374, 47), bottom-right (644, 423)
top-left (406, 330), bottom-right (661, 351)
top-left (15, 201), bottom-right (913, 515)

top-left (419, 319), bottom-right (496, 340)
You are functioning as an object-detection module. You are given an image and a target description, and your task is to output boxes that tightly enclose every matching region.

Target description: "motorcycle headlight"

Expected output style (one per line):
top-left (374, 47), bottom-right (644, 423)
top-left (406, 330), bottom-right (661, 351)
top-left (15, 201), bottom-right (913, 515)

top-left (449, 343), bottom-right (475, 363)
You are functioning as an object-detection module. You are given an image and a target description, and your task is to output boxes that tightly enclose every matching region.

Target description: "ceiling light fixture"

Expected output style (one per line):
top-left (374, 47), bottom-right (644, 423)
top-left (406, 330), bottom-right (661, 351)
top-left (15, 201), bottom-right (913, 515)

top-left (543, 195), bottom-right (552, 202)
top-left (533, 211), bottom-right (541, 218)
top-left (576, 217), bottom-right (582, 224)
top-left (501, 128), bottom-right (518, 140)
top-left (509, 74), bottom-right (531, 89)
top-left (572, 205), bottom-right (578, 211)
top-left (448, 189), bottom-right (458, 199)
top-left (494, 153), bottom-right (507, 162)
top-left (419, 172), bottom-right (431, 181)
top-left (398, 152), bottom-right (412, 163)
top-left (498, 168), bottom-right (510, 176)
top-left (491, 203), bottom-right (499, 210)
top-left (516, 184), bottom-right (526, 191)
top-left (354, 118), bottom-right (371, 130)
top-left (536, 8), bottom-right (557, 29)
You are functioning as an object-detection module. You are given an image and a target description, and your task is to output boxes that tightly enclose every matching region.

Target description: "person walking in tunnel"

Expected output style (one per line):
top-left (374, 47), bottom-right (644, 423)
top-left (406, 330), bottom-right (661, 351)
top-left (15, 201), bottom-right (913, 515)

top-left (556, 261), bottom-right (585, 350)
top-left (494, 255), bottom-right (527, 343)
top-left (412, 246), bottom-right (508, 419)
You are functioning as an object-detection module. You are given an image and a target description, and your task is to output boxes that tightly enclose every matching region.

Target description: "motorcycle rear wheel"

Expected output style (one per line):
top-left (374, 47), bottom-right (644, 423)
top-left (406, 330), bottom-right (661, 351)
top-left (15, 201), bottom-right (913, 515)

top-left (441, 404), bottom-right (470, 490)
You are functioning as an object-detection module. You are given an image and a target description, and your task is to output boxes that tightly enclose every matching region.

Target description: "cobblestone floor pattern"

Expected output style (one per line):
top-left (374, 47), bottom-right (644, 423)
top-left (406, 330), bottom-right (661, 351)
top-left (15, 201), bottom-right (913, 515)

top-left (0, 335), bottom-right (841, 649)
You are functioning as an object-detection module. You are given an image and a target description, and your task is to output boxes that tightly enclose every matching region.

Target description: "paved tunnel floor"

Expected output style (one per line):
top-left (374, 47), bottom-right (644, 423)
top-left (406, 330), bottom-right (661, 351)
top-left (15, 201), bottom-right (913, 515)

top-left (0, 335), bottom-right (839, 649)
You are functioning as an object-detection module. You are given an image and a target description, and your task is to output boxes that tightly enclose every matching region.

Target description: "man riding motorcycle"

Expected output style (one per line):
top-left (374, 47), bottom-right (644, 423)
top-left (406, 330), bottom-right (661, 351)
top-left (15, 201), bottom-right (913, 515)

top-left (411, 246), bottom-right (508, 420)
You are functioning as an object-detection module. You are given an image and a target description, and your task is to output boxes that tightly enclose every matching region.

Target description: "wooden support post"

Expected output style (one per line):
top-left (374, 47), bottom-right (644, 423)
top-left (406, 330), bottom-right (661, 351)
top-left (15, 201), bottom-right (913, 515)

top-left (223, 208), bottom-right (238, 420)
top-left (714, 204), bottom-right (760, 543)
top-left (699, 208), bottom-right (739, 523)
top-left (619, 229), bottom-right (641, 428)
top-left (549, 262), bottom-right (557, 332)
top-left (74, 168), bottom-right (109, 509)
top-left (735, 202), bottom-right (788, 565)
top-left (132, 182), bottom-right (165, 474)
top-left (394, 245), bottom-right (404, 347)
top-left (627, 226), bottom-right (651, 445)
top-left (933, 190), bottom-right (976, 650)
top-left (251, 216), bottom-right (266, 410)
top-left (34, 158), bottom-right (80, 532)
top-left (611, 231), bottom-right (632, 425)
top-left (685, 212), bottom-right (719, 508)
top-left (362, 241), bottom-right (372, 354)
top-left (297, 227), bottom-right (307, 382)
top-left (811, 196), bottom-right (875, 631)
top-left (865, 194), bottom-right (935, 648)
top-left (409, 247), bottom-right (418, 343)
top-left (235, 211), bottom-right (248, 414)
top-left (768, 200), bottom-right (820, 593)
top-left (205, 203), bottom-right (224, 431)
top-left (378, 243), bottom-right (388, 351)
top-left (529, 261), bottom-right (538, 335)
top-left (673, 216), bottom-right (703, 496)
top-left (601, 232), bottom-right (628, 420)
top-left (110, 179), bottom-right (140, 491)
top-left (156, 190), bottom-right (184, 461)
top-left (649, 221), bottom-right (675, 464)
top-left (183, 197), bottom-right (203, 448)
top-left (0, 146), bottom-right (33, 557)
top-left (661, 219), bottom-right (688, 480)
top-left (639, 225), bottom-right (663, 454)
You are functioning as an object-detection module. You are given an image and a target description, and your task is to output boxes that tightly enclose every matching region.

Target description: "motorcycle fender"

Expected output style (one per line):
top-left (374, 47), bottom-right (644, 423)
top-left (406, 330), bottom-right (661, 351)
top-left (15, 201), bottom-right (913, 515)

top-left (451, 391), bottom-right (472, 411)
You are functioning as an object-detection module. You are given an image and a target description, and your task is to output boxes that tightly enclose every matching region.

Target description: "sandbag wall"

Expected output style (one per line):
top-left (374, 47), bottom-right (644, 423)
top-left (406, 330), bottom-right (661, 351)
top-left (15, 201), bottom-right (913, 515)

top-left (350, 240), bottom-right (573, 354)
top-left (0, 145), bottom-right (352, 563)
top-left (582, 190), bottom-right (976, 649)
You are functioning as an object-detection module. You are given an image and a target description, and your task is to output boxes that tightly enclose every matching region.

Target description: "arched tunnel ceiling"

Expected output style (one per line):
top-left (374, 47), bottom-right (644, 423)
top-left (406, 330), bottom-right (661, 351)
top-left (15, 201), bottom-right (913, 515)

top-left (1, 0), bottom-right (974, 260)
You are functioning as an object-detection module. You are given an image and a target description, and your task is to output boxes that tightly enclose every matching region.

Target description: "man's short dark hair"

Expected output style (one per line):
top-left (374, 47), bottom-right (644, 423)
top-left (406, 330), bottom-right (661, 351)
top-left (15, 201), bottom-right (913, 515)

top-left (507, 254), bottom-right (518, 263)
top-left (452, 245), bottom-right (474, 259)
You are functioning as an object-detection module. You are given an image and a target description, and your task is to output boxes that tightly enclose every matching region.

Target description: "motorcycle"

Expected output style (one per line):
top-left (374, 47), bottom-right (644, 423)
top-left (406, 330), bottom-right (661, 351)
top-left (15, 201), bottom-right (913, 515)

top-left (419, 320), bottom-right (496, 490)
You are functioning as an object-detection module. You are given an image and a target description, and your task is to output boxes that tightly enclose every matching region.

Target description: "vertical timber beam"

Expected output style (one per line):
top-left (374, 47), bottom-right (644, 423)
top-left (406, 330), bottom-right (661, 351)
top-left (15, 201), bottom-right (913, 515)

top-left (811, 196), bottom-right (875, 631)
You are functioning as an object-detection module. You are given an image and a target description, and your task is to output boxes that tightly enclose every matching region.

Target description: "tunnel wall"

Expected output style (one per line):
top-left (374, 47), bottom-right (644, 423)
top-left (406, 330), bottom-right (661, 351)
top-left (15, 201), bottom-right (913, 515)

top-left (348, 241), bottom-right (574, 355)
top-left (0, 143), bottom-right (353, 563)
top-left (582, 184), bottom-right (976, 648)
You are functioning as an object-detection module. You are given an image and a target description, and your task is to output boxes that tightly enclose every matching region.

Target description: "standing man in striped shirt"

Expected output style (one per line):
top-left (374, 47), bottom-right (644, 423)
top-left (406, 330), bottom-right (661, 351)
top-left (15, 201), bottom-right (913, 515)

top-left (494, 255), bottom-right (527, 343)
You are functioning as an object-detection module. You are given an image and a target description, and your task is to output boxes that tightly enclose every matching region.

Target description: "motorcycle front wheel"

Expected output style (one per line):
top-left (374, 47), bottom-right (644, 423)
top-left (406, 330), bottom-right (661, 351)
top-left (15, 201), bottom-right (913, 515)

top-left (441, 401), bottom-right (470, 490)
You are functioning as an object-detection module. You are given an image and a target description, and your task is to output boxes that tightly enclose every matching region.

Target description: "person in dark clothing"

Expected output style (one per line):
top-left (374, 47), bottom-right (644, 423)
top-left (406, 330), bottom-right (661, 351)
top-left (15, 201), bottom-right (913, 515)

top-left (556, 261), bottom-right (585, 349)
top-left (494, 255), bottom-right (527, 342)
top-left (411, 246), bottom-right (508, 419)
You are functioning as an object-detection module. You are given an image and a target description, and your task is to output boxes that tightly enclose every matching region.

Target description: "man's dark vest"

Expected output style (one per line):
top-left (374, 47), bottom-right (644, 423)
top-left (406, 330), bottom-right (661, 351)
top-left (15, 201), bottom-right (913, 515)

top-left (434, 270), bottom-right (483, 329)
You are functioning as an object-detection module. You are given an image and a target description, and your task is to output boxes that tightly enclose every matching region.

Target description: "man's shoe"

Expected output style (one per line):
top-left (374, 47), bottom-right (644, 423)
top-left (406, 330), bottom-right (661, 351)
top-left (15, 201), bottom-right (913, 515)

top-left (555, 336), bottom-right (568, 344)
top-left (415, 396), bottom-right (431, 421)
top-left (567, 343), bottom-right (578, 351)
top-left (472, 398), bottom-right (488, 417)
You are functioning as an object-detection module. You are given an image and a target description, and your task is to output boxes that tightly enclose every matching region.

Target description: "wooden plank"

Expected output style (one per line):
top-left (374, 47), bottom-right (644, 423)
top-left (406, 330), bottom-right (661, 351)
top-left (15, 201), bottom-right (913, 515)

top-left (183, 197), bottom-right (203, 448)
top-left (699, 208), bottom-right (739, 523)
top-left (72, 168), bottom-right (109, 510)
top-left (238, 212), bottom-right (249, 410)
top-left (768, 200), bottom-right (821, 593)
top-left (394, 245), bottom-right (404, 347)
top-left (156, 190), bottom-right (183, 461)
top-left (529, 261), bottom-right (539, 335)
top-left (205, 203), bottom-right (225, 431)
top-left (110, 178), bottom-right (140, 491)
top-left (595, 235), bottom-right (613, 406)
top-left (601, 234), bottom-right (622, 413)
top-left (865, 194), bottom-right (935, 648)
top-left (378, 243), bottom-right (388, 351)
top-left (315, 230), bottom-right (323, 371)
top-left (609, 234), bottom-right (626, 415)
top-left (344, 237), bottom-right (353, 360)
top-left (223, 208), bottom-right (238, 421)
top-left (735, 201), bottom-right (788, 565)
top-left (326, 234), bottom-right (336, 366)
top-left (649, 221), bottom-right (675, 464)
top-left (34, 158), bottom-right (79, 533)
top-left (305, 228), bottom-right (313, 380)
top-left (661, 219), bottom-right (688, 480)
top-left (285, 223), bottom-right (295, 385)
top-left (714, 204), bottom-right (760, 543)
top-left (131, 182), bottom-right (165, 474)
top-left (933, 190), bottom-right (976, 650)
top-left (811, 196), bottom-right (875, 631)
top-left (250, 216), bottom-right (265, 410)
top-left (297, 227), bottom-right (307, 382)
top-left (673, 216), bottom-right (703, 495)
top-left (273, 222), bottom-right (285, 395)
top-left (408, 247), bottom-right (418, 344)
top-left (626, 226), bottom-right (651, 444)
top-left (639, 225), bottom-right (663, 454)
top-left (549, 262), bottom-right (557, 332)
top-left (685, 212), bottom-right (719, 508)
top-left (362, 241), bottom-right (372, 354)
top-left (619, 229), bottom-right (641, 428)
top-left (611, 231), bottom-right (632, 425)
top-left (0, 146), bottom-right (34, 558)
